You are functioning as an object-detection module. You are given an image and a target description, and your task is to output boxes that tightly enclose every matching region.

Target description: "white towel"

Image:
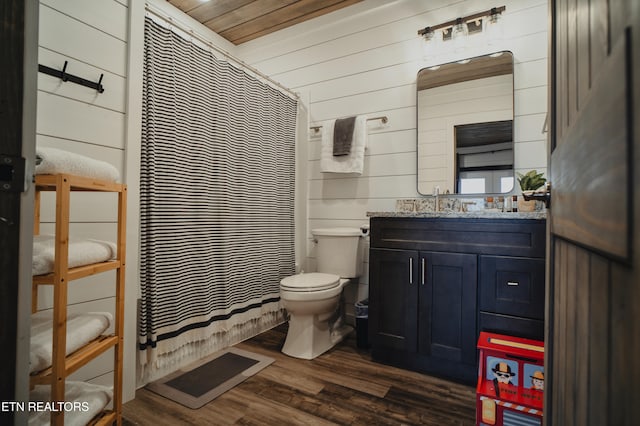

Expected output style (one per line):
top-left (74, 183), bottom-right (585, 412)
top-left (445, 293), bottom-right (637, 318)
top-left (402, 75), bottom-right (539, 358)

top-left (30, 310), bottom-right (113, 374)
top-left (32, 234), bottom-right (118, 276)
top-left (36, 147), bottom-right (120, 182)
top-left (29, 381), bottom-right (113, 426)
top-left (320, 115), bottom-right (367, 174)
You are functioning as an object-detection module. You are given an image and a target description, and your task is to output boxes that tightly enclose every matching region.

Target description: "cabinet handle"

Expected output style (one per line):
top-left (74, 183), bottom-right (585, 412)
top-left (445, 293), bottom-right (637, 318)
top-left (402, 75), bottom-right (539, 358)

top-left (409, 257), bottom-right (413, 284)
top-left (421, 258), bottom-right (425, 285)
top-left (507, 281), bottom-right (519, 286)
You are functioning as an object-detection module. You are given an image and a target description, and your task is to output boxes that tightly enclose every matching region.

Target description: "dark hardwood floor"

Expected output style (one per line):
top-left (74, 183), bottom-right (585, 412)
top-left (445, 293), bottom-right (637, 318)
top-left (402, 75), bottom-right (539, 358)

top-left (122, 323), bottom-right (476, 425)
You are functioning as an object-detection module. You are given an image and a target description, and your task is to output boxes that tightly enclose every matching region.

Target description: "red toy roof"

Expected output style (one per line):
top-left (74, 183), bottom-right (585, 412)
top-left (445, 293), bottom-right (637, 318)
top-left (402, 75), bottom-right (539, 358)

top-left (477, 331), bottom-right (544, 359)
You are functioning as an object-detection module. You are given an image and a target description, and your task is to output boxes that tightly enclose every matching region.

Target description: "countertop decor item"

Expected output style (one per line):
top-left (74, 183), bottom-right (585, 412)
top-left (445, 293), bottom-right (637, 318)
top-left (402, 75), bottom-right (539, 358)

top-left (517, 170), bottom-right (546, 212)
top-left (517, 170), bottom-right (546, 192)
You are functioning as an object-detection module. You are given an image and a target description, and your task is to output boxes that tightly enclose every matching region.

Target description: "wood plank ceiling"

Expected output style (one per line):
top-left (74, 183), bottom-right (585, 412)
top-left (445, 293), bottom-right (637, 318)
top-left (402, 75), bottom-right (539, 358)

top-left (167, 0), bottom-right (363, 45)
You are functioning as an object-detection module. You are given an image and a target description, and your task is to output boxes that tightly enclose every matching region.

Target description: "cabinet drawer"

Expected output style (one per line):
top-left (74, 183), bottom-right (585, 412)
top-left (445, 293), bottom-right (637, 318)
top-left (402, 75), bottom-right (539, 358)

top-left (479, 312), bottom-right (544, 341)
top-left (479, 256), bottom-right (545, 320)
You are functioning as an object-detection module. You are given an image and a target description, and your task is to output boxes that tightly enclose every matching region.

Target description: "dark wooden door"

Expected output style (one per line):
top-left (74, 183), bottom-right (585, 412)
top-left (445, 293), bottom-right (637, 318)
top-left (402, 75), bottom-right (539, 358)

top-left (368, 248), bottom-right (418, 352)
top-left (1, 1), bottom-right (37, 423)
top-left (418, 251), bottom-right (477, 366)
top-left (2, 0), bottom-right (24, 418)
top-left (548, 0), bottom-right (639, 424)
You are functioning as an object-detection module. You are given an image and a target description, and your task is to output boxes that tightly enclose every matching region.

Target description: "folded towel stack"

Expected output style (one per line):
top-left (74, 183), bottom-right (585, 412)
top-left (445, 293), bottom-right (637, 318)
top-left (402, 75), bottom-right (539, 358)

top-left (30, 310), bottom-right (113, 374)
top-left (320, 115), bottom-right (367, 174)
top-left (32, 234), bottom-right (118, 276)
top-left (36, 147), bottom-right (120, 182)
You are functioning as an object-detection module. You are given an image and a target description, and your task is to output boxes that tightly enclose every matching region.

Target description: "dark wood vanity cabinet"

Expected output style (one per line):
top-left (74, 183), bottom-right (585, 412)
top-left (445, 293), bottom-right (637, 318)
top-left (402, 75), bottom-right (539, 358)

top-left (368, 216), bottom-right (546, 384)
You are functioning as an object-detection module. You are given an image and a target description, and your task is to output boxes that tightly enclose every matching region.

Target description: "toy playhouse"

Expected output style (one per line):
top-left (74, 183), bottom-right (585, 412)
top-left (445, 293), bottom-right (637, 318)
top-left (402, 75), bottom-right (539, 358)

top-left (476, 332), bottom-right (544, 426)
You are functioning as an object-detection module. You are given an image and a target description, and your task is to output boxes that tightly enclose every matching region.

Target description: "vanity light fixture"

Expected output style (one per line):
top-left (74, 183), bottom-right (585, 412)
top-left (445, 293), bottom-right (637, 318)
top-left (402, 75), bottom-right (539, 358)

top-left (418, 6), bottom-right (506, 56)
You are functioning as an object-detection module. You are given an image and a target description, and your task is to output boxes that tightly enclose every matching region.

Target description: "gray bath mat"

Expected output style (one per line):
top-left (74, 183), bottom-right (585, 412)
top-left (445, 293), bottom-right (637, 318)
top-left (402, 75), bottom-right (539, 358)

top-left (145, 347), bottom-right (274, 409)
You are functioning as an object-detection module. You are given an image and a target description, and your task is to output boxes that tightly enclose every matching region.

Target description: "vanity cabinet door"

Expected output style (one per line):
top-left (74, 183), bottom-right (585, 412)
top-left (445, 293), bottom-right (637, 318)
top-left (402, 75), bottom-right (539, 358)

top-left (418, 251), bottom-right (477, 366)
top-left (368, 248), bottom-right (418, 353)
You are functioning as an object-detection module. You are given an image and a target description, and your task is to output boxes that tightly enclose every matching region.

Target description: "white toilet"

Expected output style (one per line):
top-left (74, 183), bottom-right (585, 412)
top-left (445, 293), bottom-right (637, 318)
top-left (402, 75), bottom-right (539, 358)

top-left (280, 227), bottom-right (363, 359)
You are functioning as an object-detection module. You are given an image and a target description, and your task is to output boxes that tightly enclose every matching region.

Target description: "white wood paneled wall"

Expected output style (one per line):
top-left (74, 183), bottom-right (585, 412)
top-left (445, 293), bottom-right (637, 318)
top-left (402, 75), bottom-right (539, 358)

top-left (238, 0), bottom-right (549, 320)
top-left (36, 0), bottom-right (129, 387)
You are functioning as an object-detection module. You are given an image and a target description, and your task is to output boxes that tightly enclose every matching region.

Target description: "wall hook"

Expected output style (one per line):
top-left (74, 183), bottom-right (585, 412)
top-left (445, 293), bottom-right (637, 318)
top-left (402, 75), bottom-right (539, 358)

top-left (38, 60), bottom-right (106, 94)
top-left (61, 61), bottom-right (69, 82)
top-left (97, 73), bottom-right (104, 93)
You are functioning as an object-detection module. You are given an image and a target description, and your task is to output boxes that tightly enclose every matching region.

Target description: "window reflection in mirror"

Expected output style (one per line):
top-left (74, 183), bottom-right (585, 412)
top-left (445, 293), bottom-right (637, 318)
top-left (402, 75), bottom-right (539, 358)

top-left (417, 51), bottom-right (514, 195)
top-left (455, 120), bottom-right (514, 193)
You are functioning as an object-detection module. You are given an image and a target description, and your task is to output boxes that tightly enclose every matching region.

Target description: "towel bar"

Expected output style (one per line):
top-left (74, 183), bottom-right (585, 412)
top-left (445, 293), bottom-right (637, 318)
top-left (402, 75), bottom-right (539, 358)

top-left (310, 116), bottom-right (388, 133)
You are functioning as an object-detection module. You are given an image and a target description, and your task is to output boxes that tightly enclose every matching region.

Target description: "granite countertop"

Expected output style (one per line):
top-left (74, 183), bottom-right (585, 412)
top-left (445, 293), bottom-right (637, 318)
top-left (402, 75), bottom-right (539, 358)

top-left (366, 211), bottom-right (547, 220)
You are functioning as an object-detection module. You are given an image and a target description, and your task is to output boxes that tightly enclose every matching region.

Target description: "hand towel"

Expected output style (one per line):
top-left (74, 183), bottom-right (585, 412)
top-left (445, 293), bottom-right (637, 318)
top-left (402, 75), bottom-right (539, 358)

top-left (36, 147), bottom-right (120, 182)
top-left (320, 115), bottom-right (367, 174)
top-left (333, 116), bottom-right (357, 156)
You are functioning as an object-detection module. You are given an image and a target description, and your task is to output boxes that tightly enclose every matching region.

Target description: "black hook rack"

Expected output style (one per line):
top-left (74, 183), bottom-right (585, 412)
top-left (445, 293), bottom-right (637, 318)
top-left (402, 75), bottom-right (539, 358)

top-left (38, 61), bottom-right (105, 93)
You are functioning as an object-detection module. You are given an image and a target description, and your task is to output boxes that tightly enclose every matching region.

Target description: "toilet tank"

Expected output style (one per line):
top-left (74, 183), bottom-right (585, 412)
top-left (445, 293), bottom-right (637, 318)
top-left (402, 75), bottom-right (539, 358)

top-left (312, 227), bottom-right (363, 278)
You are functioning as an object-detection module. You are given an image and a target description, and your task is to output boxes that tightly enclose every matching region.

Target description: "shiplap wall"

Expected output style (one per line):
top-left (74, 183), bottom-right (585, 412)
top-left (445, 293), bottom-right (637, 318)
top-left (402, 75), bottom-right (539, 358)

top-left (237, 0), bottom-right (549, 320)
top-left (36, 0), bottom-right (128, 388)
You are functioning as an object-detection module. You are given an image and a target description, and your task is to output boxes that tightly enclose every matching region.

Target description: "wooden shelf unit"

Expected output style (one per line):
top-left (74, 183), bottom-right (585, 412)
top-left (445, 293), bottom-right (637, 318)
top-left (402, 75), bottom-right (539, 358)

top-left (32, 173), bottom-right (126, 426)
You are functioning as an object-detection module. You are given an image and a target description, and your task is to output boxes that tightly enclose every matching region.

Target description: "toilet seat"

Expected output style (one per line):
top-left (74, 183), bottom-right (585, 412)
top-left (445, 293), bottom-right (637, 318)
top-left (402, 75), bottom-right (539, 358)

top-left (280, 272), bottom-right (340, 292)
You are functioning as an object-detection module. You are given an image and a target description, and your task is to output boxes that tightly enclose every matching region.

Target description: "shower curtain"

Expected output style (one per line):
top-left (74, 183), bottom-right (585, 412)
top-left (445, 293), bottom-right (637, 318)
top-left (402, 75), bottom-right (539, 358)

top-left (139, 17), bottom-right (297, 377)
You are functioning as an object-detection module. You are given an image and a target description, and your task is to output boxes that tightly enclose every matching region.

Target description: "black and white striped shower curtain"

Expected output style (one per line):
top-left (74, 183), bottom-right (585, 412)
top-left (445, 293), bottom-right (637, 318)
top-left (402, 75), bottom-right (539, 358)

top-left (139, 17), bottom-right (296, 371)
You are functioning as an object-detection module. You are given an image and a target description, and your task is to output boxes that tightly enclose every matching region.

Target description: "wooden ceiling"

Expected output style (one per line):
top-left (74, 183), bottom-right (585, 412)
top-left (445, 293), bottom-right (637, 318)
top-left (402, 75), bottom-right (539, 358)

top-left (168, 0), bottom-right (363, 45)
top-left (455, 120), bottom-right (513, 148)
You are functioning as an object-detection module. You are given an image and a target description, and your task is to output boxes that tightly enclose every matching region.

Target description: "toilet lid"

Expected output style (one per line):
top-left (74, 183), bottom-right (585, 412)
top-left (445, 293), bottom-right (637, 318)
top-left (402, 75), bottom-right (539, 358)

top-left (280, 273), bottom-right (341, 291)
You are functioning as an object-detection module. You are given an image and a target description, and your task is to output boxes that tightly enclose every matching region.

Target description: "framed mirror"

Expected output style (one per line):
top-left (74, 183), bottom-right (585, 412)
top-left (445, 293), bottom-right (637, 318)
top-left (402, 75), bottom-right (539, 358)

top-left (417, 51), bottom-right (514, 195)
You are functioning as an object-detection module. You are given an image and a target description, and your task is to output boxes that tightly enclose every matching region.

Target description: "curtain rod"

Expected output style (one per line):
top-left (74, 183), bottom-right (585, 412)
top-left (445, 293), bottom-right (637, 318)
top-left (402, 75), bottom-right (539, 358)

top-left (145, 2), bottom-right (299, 101)
top-left (309, 116), bottom-right (388, 132)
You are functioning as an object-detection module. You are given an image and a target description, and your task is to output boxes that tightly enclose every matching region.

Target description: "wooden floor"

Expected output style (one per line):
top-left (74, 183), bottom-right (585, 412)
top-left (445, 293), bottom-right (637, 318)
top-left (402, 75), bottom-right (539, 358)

top-left (122, 324), bottom-right (476, 425)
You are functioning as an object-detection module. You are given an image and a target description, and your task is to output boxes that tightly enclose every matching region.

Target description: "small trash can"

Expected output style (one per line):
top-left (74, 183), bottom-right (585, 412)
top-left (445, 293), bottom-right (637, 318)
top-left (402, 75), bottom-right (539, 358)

top-left (354, 299), bottom-right (369, 349)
